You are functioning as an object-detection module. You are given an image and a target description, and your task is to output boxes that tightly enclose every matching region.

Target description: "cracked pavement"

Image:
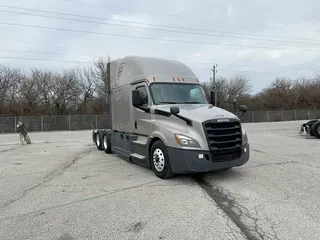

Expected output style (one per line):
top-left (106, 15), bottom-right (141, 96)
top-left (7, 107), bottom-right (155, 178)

top-left (1, 120), bottom-right (320, 239)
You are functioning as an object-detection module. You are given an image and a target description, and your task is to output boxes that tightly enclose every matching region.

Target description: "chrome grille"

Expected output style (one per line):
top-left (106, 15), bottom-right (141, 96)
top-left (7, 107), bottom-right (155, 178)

top-left (202, 118), bottom-right (242, 160)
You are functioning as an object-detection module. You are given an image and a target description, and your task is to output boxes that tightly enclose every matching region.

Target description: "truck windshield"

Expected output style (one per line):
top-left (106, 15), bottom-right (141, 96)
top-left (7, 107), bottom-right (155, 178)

top-left (150, 83), bottom-right (208, 105)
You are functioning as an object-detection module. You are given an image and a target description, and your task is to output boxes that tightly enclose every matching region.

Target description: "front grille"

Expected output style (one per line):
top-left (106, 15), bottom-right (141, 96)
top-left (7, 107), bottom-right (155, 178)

top-left (202, 119), bottom-right (242, 161)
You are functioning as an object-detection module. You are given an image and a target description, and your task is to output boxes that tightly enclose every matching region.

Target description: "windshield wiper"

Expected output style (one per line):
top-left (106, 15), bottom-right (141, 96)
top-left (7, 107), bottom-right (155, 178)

top-left (178, 101), bottom-right (202, 104)
top-left (158, 101), bottom-right (179, 104)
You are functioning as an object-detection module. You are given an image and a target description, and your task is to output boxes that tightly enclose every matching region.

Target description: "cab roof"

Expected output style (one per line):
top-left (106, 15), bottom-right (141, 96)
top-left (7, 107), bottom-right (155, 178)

top-left (114, 55), bottom-right (200, 85)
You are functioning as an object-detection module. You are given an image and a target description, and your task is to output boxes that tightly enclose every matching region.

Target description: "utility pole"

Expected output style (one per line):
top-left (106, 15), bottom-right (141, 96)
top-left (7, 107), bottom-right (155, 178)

top-left (211, 64), bottom-right (218, 106)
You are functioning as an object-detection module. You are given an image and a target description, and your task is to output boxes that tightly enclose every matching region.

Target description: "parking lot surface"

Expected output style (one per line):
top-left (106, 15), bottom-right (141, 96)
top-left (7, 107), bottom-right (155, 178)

top-left (0, 120), bottom-right (320, 240)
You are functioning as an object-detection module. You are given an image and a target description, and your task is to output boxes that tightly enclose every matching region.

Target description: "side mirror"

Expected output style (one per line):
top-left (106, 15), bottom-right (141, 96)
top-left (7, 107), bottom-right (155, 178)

top-left (210, 91), bottom-right (215, 106)
top-left (170, 106), bottom-right (180, 115)
top-left (238, 105), bottom-right (247, 113)
top-left (132, 90), bottom-right (140, 106)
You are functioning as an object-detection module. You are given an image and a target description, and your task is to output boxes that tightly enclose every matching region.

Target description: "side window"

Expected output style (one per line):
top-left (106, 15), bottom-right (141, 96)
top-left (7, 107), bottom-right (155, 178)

top-left (136, 86), bottom-right (148, 106)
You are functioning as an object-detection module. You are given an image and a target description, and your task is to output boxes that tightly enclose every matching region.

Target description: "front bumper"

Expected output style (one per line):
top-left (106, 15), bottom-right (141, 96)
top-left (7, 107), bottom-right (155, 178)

top-left (167, 143), bottom-right (250, 174)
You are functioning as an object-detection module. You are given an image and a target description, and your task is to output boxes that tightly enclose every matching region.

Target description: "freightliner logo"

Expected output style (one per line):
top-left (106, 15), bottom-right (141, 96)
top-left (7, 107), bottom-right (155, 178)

top-left (217, 119), bottom-right (230, 122)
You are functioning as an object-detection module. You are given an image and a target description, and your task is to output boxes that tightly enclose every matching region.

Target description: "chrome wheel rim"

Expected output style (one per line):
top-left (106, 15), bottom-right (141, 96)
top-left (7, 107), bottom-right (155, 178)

top-left (103, 135), bottom-right (108, 149)
top-left (96, 133), bottom-right (100, 146)
top-left (153, 148), bottom-right (165, 172)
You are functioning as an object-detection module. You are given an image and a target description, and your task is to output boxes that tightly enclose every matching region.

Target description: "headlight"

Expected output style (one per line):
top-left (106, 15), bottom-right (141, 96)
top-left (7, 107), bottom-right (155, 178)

top-left (174, 134), bottom-right (200, 148)
top-left (242, 128), bottom-right (248, 144)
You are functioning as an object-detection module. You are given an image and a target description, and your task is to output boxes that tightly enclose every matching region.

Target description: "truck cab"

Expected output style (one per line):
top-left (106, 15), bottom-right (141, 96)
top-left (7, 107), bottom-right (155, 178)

top-left (93, 56), bottom-right (250, 179)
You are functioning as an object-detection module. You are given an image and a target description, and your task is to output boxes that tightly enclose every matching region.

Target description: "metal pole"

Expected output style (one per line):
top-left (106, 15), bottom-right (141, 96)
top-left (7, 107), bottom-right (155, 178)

top-left (211, 64), bottom-right (218, 106)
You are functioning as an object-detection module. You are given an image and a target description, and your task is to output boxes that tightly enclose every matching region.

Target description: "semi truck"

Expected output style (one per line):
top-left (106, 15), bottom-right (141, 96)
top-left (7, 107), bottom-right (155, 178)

top-left (92, 56), bottom-right (250, 179)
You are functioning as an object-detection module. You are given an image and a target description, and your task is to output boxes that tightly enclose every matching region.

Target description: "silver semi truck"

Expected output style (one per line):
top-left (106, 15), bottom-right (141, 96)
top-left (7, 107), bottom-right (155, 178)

top-left (92, 56), bottom-right (250, 179)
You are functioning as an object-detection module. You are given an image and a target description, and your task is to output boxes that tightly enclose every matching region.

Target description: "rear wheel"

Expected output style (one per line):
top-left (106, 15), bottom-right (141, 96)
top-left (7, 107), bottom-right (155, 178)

top-left (25, 134), bottom-right (31, 144)
top-left (95, 132), bottom-right (103, 150)
top-left (150, 140), bottom-right (173, 179)
top-left (103, 134), bottom-right (112, 154)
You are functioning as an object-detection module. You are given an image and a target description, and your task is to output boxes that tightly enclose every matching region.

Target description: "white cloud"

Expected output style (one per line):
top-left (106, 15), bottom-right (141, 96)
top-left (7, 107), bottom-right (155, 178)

top-left (227, 6), bottom-right (234, 16)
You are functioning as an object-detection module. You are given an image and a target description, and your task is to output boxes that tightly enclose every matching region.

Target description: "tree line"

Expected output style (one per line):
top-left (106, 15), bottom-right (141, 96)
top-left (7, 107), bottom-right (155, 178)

top-left (1, 58), bottom-right (320, 116)
top-left (0, 58), bottom-right (109, 116)
top-left (201, 74), bottom-right (320, 111)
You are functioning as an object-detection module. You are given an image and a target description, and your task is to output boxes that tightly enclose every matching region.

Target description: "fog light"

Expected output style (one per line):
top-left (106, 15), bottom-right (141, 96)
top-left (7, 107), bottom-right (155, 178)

top-left (244, 148), bottom-right (247, 153)
top-left (198, 154), bottom-right (204, 159)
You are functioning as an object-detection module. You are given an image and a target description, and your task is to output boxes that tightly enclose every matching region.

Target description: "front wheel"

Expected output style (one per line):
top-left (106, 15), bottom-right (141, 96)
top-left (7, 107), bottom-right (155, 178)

top-left (19, 134), bottom-right (25, 145)
top-left (150, 141), bottom-right (173, 179)
top-left (24, 134), bottom-right (31, 144)
top-left (95, 132), bottom-right (103, 150)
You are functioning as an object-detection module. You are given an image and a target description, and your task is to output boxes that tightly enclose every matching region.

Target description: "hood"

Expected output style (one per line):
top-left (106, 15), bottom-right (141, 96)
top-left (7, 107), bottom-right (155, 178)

top-left (154, 104), bottom-right (239, 123)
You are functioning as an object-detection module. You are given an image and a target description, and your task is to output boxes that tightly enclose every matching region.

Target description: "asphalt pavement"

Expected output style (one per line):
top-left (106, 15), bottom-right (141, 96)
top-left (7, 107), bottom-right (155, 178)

top-left (0, 121), bottom-right (319, 240)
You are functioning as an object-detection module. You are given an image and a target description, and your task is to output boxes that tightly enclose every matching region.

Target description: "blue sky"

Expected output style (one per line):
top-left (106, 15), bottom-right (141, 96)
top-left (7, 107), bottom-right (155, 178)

top-left (0, 0), bottom-right (320, 94)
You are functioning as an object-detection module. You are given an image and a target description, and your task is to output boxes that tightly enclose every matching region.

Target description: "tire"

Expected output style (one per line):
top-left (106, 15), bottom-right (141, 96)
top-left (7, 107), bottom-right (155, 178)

top-left (103, 134), bottom-right (112, 154)
top-left (150, 140), bottom-right (173, 179)
top-left (20, 134), bottom-right (25, 145)
top-left (310, 121), bottom-right (320, 138)
top-left (95, 132), bottom-right (103, 150)
top-left (25, 134), bottom-right (31, 144)
top-left (306, 120), bottom-right (318, 136)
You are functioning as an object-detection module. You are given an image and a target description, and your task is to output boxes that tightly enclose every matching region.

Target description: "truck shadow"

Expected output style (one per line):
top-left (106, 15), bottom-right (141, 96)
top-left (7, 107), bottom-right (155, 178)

top-left (174, 168), bottom-right (245, 181)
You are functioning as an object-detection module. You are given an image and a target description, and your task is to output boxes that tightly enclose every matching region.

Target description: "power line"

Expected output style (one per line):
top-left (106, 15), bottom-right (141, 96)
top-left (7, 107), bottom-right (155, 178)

top-left (0, 4), bottom-right (318, 43)
top-left (0, 48), bottom-right (289, 69)
top-left (62, 0), bottom-right (319, 38)
top-left (2, 48), bottom-right (319, 74)
top-left (61, 0), bottom-right (216, 21)
top-left (0, 48), bottom-right (93, 58)
top-left (0, 56), bottom-right (92, 64)
top-left (0, 56), bottom-right (217, 68)
top-left (1, 9), bottom-right (320, 45)
top-left (0, 56), bottom-right (229, 70)
top-left (60, 0), bottom-right (309, 35)
top-left (1, 56), bottom-right (318, 75)
top-left (0, 21), bottom-right (319, 52)
top-left (0, 48), bottom-right (218, 65)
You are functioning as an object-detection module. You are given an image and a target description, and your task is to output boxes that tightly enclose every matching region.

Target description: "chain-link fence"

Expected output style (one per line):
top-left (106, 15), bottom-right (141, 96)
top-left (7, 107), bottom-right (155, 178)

top-left (1, 110), bottom-right (320, 134)
top-left (0, 115), bottom-right (109, 134)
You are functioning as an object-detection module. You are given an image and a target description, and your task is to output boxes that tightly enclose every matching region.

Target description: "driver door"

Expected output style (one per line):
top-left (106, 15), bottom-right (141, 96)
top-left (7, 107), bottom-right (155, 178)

top-left (133, 82), bottom-right (151, 136)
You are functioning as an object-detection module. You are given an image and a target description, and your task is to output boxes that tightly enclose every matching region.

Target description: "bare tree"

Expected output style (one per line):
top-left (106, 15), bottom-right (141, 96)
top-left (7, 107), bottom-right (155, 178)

top-left (73, 67), bottom-right (95, 114)
top-left (31, 68), bottom-right (56, 114)
top-left (52, 69), bottom-right (79, 115)
top-left (4, 67), bottom-right (25, 115)
top-left (201, 74), bottom-right (252, 109)
top-left (18, 75), bottom-right (38, 116)
top-left (227, 74), bottom-right (252, 100)
top-left (3, 59), bottom-right (320, 116)
top-left (92, 57), bottom-right (109, 113)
